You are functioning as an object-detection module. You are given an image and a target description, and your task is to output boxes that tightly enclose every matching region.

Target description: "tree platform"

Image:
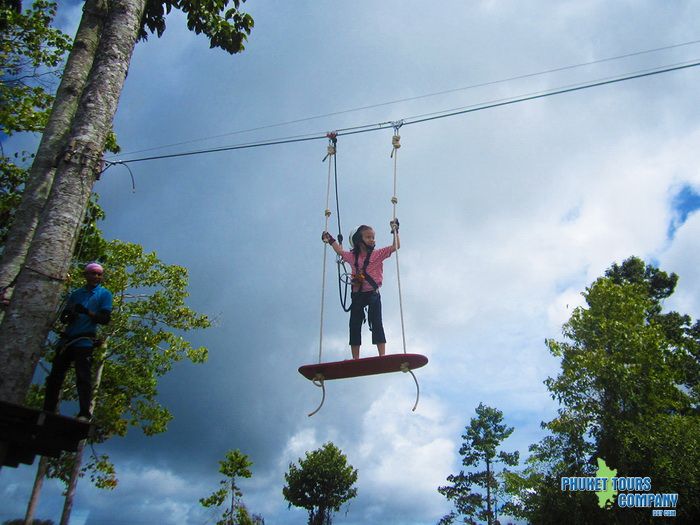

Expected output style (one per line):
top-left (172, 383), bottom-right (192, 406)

top-left (0, 400), bottom-right (91, 468)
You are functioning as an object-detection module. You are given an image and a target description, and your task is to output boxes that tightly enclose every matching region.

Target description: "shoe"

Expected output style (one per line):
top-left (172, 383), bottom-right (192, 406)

top-left (76, 413), bottom-right (91, 422)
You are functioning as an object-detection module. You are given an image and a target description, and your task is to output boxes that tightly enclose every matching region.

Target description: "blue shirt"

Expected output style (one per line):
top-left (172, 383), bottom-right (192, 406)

top-left (64, 284), bottom-right (113, 347)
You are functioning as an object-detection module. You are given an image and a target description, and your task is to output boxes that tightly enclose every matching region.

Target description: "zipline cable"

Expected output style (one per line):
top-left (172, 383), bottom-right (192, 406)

top-left (104, 59), bottom-right (700, 168)
top-left (116, 38), bottom-right (700, 158)
top-left (403, 59), bottom-right (700, 126)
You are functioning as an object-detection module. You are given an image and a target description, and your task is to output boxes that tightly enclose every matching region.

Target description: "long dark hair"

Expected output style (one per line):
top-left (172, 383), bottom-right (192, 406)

top-left (351, 225), bottom-right (372, 255)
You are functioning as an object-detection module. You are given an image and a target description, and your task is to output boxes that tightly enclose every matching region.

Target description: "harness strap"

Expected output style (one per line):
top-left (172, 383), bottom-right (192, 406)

top-left (353, 248), bottom-right (378, 292)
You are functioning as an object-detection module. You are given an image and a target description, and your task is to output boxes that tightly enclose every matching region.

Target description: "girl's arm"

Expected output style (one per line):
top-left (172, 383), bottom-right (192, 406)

top-left (390, 219), bottom-right (400, 251)
top-left (330, 240), bottom-right (344, 256)
top-left (392, 231), bottom-right (401, 251)
top-left (322, 232), bottom-right (344, 255)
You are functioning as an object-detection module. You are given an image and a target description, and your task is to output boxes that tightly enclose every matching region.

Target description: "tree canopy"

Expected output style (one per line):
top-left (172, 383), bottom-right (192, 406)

top-left (439, 403), bottom-right (519, 525)
top-left (200, 449), bottom-right (264, 525)
top-left (506, 256), bottom-right (700, 523)
top-left (283, 442), bottom-right (358, 525)
top-left (0, 0), bottom-right (71, 245)
top-left (0, 0), bottom-right (71, 135)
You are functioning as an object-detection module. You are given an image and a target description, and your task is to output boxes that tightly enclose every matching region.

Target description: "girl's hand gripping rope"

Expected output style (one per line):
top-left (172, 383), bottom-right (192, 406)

top-left (321, 231), bottom-right (337, 245)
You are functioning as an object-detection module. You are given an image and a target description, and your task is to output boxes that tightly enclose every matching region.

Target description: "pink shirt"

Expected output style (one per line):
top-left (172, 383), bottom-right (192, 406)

top-left (340, 246), bottom-right (394, 292)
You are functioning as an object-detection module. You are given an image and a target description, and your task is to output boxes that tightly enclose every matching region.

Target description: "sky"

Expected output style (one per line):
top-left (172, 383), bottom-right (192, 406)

top-left (3, 1), bottom-right (700, 523)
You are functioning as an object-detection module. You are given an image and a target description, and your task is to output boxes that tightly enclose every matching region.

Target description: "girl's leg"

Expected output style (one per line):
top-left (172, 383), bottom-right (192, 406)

top-left (368, 293), bottom-right (386, 356)
top-left (349, 293), bottom-right (365, 359)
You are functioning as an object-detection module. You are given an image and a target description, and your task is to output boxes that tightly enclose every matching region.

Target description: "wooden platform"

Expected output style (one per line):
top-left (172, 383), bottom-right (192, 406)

top-left (299, 353), bottom-right (428, 381)
top-left (0, 400), bottom-right (91, 468)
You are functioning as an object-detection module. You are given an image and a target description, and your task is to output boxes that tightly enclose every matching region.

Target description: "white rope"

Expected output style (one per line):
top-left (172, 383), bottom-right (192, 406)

top-left (391, 126), bottom-right (407, 354)
top-left (318, 137), bottom-right (336, 364)
top-left (400, 362), bottom-right (420, 411)
top-left (308, 374), bottom-right (326, 417)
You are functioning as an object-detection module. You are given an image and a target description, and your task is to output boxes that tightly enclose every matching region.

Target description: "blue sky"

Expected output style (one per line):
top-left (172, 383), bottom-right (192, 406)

top-left (3, 1), bottom-right (700, 524)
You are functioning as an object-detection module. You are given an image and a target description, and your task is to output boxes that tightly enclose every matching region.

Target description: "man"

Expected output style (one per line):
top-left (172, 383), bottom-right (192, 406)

top-left (43, 262), bottom-right (112, 420)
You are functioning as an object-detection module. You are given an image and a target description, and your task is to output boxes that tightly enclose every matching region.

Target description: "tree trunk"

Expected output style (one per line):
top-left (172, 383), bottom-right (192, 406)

top-left (60, 350), bottom-right (106, 525)
top-left (60, 439), bottom-right (86, 525)
top-left (0, 0), bottom-right (106, 320)
top-left (486, 458), bottom-right (492, 525)
top-left (0, 0), bottom-right (147, 404)
top-left (24, 455), bottom-right (49, 525)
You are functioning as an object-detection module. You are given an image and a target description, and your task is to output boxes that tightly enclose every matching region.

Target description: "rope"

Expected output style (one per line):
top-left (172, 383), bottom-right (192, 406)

top-left (318, 134), bottom-right (336, 364)
top-left (391, 124), bottom-right (421, 411)
top-left (400, 362), bottom-right (420, 411)
top-left (390, 123), bottom-right (407, 354)
top-left (308, 374), bottom-right (326, 417)
top-left (330, 134), bottom-right (351, 312)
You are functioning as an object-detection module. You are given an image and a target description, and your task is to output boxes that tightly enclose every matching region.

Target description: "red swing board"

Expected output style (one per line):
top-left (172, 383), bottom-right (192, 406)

top-left (299, 353), bottom-right (428, 381)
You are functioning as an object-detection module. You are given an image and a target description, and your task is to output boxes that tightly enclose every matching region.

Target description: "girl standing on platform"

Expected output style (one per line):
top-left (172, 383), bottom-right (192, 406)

top-left (322, 220), bottom-right (399, 359)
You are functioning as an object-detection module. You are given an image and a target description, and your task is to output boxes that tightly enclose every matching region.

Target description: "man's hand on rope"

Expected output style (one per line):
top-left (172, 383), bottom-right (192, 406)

top-left (390, 218), bottom-right (400, 233)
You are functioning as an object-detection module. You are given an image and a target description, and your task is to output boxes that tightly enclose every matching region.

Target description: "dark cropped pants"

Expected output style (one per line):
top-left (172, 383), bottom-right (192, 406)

top-left (349, 291), bottom-right (386, 346)
top-left (43, 342), bottom-right (94, 417)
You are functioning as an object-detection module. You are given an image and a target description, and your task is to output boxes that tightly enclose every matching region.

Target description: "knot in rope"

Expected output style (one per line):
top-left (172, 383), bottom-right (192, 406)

top-left (325, 208), bottom-right (331, 218)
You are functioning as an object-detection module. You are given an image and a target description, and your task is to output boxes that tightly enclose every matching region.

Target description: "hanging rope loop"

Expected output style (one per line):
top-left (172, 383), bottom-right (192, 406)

top-left (400, 362), bottom-right (421, 411)
top-left (308, 374), bottom-right (326, 417)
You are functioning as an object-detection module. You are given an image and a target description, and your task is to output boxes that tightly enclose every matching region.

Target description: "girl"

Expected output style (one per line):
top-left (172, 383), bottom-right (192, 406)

top-left (322, 220), bottom-right (399, 359)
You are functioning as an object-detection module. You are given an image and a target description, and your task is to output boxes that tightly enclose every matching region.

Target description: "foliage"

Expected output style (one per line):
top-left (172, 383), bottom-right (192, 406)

top-left (0, 153), bottom-right (28, 246)
top-left (506, 257), bottom-right (700, 523)
top-left (283, 442), bottom-right (358, 525)
top-left (199, 449), bottom-right (264, 525)
top-left (142, 0), bottom-right (254, 54)
top-left (0, 0), bottom-right (71, 134)
top-left (0, 0), bottom-right (70, 247)
top-left (438, 403), bottom-right (519, 525)
top-left (33, 235), bottom-right (211, 488)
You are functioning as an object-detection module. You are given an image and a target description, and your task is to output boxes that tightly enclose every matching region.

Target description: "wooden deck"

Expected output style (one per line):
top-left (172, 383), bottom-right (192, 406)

top-left (0, 400), bottom-right (91, 468)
